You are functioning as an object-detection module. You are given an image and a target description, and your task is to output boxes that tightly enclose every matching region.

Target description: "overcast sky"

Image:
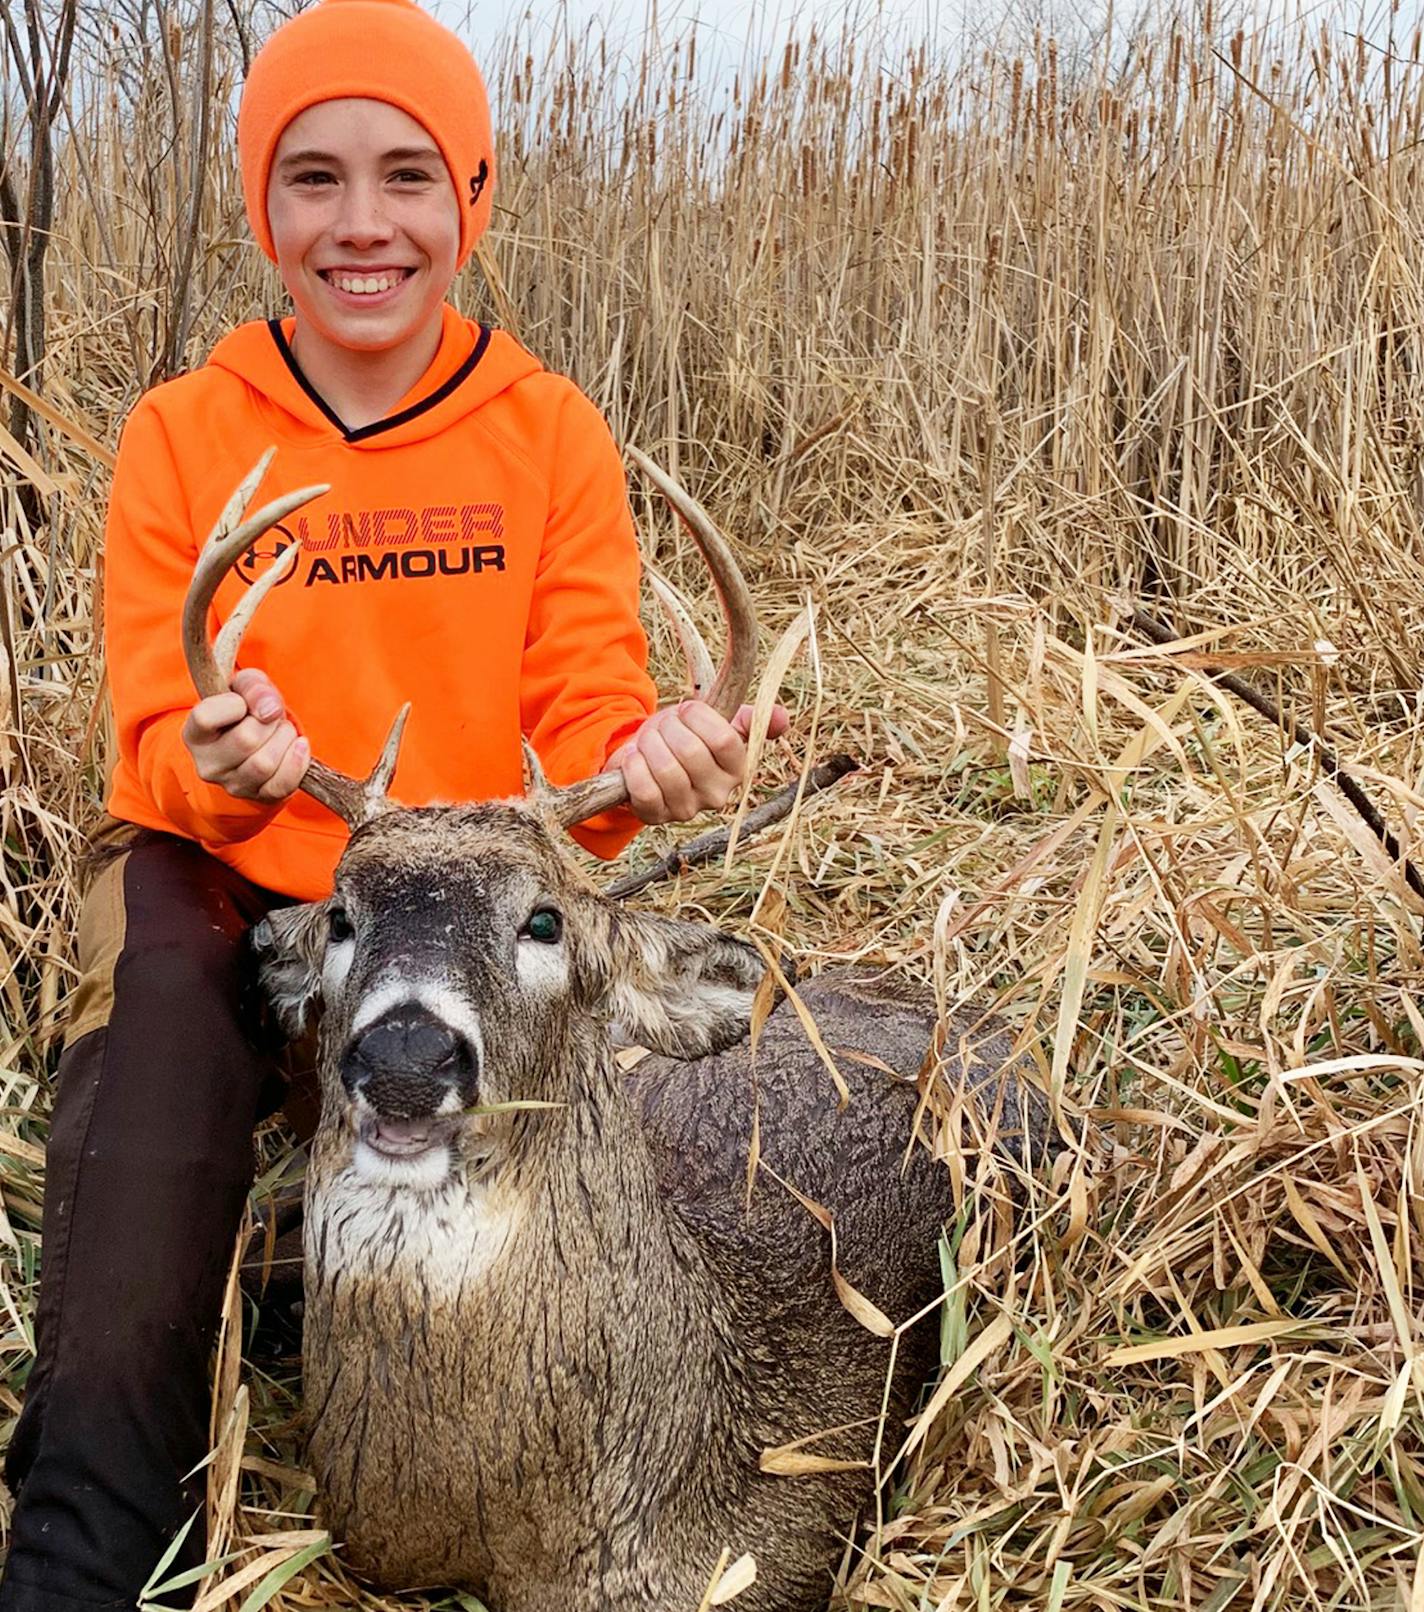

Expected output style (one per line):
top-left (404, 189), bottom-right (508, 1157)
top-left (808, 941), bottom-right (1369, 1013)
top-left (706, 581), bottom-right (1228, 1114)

top-left (435, 0), bottom-right (1412, 50)
top-left (432, 0), bottom-right (958, 57)
top-left (426, 0), bottom-right (1414, 75)
top-left (426, 0), bottom-right (1068, 84)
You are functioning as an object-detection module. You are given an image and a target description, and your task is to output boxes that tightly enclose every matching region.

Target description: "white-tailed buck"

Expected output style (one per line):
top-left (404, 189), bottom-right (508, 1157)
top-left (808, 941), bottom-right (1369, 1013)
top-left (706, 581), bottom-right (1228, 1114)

top-left (183, 450), bottom-right (1049, 1610)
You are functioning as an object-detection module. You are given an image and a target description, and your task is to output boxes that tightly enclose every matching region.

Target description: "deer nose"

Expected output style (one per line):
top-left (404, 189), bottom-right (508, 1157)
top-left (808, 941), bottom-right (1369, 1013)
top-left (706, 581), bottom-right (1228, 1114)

top-left (339, 1006), bottom-right (479, 1115)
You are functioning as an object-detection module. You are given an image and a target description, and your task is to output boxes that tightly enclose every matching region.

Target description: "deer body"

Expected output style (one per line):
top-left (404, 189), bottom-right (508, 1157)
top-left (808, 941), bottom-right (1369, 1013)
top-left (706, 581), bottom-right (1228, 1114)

top-left (265, 829), bottom-right (1043, 1609)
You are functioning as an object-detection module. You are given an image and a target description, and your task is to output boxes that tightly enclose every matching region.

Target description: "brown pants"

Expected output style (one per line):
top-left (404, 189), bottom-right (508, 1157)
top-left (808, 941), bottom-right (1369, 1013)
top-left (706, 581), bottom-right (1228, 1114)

top-left (0, 834), bottom-right (285, 1611)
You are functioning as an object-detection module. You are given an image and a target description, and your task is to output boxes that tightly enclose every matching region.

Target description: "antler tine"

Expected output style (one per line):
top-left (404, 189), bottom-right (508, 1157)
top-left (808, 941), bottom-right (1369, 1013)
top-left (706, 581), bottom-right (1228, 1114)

top-left (623, 444), bottom-right (758, 716)
top-left (213, 538), bottom-right (301, 688)
top-left (368, 704), bottom-right (411, 800)
top-left (183, 476), bottom-right (331, 699)
top-left (215, 445), bottom-right (277, 541)
top-left (645, 566), bottom-right (715, 699)
top-left (537, 446), bottom-right (760, 831)
top-left (182, 452), bottom-right (410, 830)
top-left (521, 737), bottom-right (552, 794)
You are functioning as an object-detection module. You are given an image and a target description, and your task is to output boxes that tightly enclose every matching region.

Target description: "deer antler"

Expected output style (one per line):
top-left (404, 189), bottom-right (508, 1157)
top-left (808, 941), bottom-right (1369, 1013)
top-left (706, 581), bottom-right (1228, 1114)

top-left (532, 444), bottom-right (758, 829)
top-left (184, 445), bottom-right (755, 835)
top-left (182, 447), bottom-right (409, 830)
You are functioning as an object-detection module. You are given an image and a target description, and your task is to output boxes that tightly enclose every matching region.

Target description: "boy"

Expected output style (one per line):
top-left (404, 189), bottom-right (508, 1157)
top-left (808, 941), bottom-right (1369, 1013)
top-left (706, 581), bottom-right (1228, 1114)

top-left (0, 2), bottom-right (785, 1606)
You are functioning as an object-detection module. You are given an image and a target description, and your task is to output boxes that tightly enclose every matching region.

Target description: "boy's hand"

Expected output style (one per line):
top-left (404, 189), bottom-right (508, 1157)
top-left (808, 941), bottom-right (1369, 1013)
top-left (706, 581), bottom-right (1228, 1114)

top-left (609, 701), bottom-right (791, 825)
top-left (181, 668), bottom-right (311, 805)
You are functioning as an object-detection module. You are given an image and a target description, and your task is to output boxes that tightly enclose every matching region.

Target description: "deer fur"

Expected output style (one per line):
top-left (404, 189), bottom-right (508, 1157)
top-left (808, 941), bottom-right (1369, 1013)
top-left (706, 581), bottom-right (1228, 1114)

top-left (252, 799), bottom-right (1049, 1610)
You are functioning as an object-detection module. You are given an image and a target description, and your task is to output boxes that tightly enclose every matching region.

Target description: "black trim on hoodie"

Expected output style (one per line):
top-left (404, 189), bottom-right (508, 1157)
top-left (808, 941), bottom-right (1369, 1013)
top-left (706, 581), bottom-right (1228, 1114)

top-left (265, 319), bottom-right (493, 443)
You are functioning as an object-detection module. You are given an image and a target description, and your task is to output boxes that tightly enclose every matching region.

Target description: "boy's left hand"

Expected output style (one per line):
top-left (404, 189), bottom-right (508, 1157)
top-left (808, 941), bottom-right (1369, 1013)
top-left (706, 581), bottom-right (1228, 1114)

top-left (609, 701), bottom-right (791, 825)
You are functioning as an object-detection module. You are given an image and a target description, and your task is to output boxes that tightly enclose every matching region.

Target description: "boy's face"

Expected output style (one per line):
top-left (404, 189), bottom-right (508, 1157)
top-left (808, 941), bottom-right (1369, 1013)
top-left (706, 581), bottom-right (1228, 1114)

top-left (266, 98), bottom-right (460, 359)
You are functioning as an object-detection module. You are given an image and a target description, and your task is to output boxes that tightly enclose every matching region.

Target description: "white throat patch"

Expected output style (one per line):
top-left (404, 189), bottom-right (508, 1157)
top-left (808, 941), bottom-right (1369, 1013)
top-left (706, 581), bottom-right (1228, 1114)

top-left (310, 1167), bottom-right (522, 1298)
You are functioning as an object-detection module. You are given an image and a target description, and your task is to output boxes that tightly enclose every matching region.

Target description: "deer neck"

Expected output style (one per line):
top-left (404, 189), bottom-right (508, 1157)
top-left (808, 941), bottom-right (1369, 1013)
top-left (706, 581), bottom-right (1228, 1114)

top-left (307, 1026), bottom-right (728, 1435)
top-left (501, 1031), bottom-right (723, 1336)
top-left (305, 1027), bottom-right (736, 1592)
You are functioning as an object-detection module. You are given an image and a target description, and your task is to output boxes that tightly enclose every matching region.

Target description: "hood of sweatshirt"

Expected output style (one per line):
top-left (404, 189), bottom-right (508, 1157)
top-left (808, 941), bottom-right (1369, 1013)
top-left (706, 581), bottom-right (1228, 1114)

top-left (204, 303), bottom-right (544, 450)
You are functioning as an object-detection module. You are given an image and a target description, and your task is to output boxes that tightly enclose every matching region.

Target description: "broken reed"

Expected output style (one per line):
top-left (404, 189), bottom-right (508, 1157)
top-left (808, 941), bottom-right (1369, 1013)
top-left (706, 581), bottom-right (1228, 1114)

top-left (6, 4), bottom-right (1424, 1608)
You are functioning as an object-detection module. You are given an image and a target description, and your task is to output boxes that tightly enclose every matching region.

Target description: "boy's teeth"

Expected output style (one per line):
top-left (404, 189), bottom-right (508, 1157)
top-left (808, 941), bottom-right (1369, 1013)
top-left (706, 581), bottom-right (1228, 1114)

top-left (330, 272), bottom-right (402, 294)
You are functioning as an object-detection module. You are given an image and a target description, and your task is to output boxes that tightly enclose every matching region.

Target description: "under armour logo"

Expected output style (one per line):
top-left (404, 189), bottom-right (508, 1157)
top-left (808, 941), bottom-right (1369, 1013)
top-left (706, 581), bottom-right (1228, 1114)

top-left (237, 523), bottom-right (299, 588)
top-left (468, 160), bottom-right (489, 206)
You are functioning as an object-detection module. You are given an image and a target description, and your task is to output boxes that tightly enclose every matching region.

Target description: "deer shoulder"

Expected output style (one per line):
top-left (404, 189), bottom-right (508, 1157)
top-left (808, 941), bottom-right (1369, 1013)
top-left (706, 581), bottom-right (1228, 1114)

top-left (630, 965), bottom-right (1047, 1328)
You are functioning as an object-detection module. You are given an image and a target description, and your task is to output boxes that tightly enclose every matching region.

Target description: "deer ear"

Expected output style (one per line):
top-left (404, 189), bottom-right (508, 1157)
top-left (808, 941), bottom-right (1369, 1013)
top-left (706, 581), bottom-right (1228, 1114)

top-left (247, 902), bottom-right (330, 1042)
top-left (605, 911), bottom-right (765, 1058)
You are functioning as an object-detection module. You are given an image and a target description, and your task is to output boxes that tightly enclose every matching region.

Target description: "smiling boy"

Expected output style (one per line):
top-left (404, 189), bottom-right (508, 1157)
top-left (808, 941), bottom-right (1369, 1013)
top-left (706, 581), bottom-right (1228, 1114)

top-left (0, 3), bottom-right (783, 1607)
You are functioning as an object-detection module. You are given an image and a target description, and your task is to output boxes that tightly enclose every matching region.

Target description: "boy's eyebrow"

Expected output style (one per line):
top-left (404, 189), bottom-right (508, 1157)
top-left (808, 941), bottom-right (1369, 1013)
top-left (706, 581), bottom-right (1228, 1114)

top-left (275, 149), bottom-right (341, 170)
top-left (274, 145), bottom-right (442, 171)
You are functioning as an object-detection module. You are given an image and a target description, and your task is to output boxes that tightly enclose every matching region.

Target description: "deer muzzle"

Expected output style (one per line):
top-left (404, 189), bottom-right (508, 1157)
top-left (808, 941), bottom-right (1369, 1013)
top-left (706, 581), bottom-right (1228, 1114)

top-left (339, 1005), bottom-right (480, 1138)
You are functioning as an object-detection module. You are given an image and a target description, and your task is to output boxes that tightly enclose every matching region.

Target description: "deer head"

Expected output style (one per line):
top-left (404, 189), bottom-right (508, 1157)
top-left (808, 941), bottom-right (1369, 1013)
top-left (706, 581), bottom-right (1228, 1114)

top-left (186, 447), bottom-right (765, 1187)
top-left (250, 805), bottom-right (764, 1186)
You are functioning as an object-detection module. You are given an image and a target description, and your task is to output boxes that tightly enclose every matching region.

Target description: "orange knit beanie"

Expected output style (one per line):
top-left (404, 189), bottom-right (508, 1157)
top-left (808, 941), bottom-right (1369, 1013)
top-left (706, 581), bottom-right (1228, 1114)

top-left (237, 0), bottom-right (494, 267)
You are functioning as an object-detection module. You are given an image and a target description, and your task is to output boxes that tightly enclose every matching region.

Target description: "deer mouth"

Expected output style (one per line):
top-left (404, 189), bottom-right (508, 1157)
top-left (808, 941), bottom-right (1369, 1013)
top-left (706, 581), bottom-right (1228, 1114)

top-left (359, 1112), bottom-right (463, 1160)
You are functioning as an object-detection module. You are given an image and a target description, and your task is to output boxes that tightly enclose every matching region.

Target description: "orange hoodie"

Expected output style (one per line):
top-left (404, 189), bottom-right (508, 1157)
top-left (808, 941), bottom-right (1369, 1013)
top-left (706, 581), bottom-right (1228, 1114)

top-left (105, 304), bottom-right (656, 900)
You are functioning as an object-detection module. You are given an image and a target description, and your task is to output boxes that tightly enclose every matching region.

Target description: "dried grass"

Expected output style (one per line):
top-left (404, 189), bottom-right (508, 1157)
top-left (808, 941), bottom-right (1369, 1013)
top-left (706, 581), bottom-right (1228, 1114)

top-left (5, 3), bottom-right (1424, 1607)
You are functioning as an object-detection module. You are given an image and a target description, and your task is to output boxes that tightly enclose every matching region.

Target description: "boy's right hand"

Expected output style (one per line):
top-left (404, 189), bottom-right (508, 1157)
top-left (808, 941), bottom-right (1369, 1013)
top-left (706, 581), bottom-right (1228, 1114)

top-left (181, 667), bottom-right (311, 804)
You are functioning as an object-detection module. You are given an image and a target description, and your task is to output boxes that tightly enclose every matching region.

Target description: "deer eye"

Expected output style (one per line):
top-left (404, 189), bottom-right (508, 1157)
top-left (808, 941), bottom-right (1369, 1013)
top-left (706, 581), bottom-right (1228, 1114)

top-left (328, 906), bottom-right (354, 943)
top-left (521, 907), bottom-right (563, 944)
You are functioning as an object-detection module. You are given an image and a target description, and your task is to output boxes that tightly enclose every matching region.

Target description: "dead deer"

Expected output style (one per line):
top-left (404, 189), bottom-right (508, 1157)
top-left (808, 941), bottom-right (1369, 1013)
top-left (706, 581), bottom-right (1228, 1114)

top-left (183, 449), bottom-right (1050, 1610)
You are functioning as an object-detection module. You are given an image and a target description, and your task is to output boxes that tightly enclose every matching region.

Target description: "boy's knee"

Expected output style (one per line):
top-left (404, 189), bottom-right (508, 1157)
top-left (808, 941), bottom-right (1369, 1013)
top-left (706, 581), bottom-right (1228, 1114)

top-left (66, 840), bottom-right (268, 1056)
top-left (53, 940), bottom-right (271, 1163)
top-left (137, 930), bottom-right (248, 1015)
